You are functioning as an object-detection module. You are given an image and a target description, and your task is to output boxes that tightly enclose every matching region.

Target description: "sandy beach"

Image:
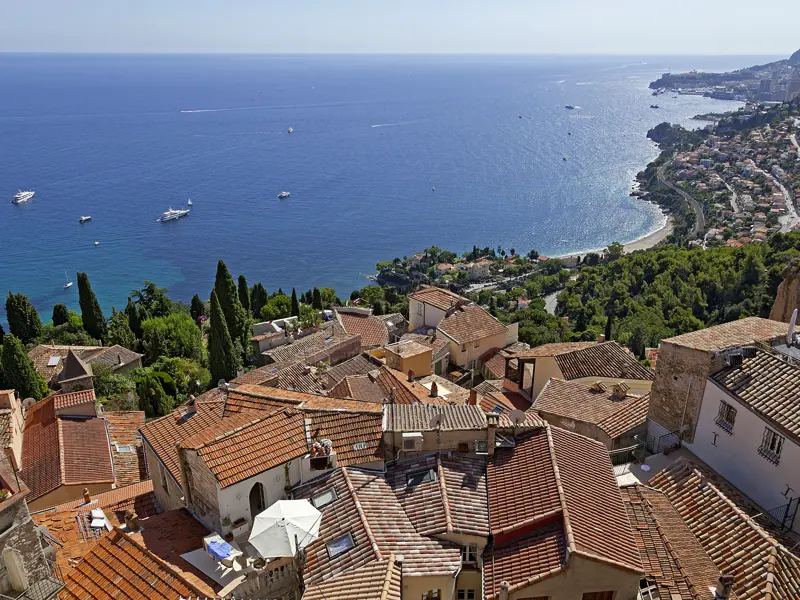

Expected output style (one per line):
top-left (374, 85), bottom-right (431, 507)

top-left (622, 215), bottom-right (674, 253)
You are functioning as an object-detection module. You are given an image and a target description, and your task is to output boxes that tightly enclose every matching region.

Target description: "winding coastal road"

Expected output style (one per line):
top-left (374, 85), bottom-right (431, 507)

top-left (657, 162), bottom-right (705, 238)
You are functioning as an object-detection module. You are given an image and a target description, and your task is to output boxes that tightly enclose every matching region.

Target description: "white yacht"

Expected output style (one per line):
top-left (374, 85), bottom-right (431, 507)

top-left (288, 127), bottom-right (294, 134)
top-left (79, 216), bottom-right (92, 223)
top-left (187, 198), bottom-right (193, 207)
top-left (12, 190), bottom-right (34, 204)
top-left (157, 207), bottom-right (190, 222)
top-left (63, 270), bottom-right (73, 289)
top-left (278, 191), bottom-right (291, 199)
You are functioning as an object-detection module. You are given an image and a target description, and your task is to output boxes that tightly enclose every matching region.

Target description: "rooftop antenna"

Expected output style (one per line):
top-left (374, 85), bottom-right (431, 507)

top-left (787, 308), bottom-right (798, 346)
top-left (429, 412), bottom-right (444, 454)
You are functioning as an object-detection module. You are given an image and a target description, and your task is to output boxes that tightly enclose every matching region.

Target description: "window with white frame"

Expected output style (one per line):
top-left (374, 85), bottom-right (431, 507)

top-left (457, 591), bottom-right (476, 600)
top-left (475, 440), bottom-right (489, 454)
top-left (714, 400), bottom-right (736, 434)
top-left (461, 544), bottom-right (478, 563)
top-left (422, 591), bottom-right (441, 600)
top-left (758, 427), bottom-right (785, 465)
top-left (417, 303), bottom-right (423, 316)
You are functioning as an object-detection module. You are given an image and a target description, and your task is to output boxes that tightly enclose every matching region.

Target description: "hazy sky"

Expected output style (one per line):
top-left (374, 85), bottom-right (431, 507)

top-left (1, 0), bottom-right (796, 55)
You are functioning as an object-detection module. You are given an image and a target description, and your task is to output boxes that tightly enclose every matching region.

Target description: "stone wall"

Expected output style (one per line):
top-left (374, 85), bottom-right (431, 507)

top-left (647, 341), bottom-right (712, 443)
top-left (0, 497), bottom-right (51, 584)
top-left (182, 449), bottom-right (222, 533)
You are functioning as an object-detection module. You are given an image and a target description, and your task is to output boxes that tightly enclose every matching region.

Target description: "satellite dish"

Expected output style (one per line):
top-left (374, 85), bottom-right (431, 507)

top-left (509, 409), bottom-right (526, 426)
top-left (428, 413), bottom-right (443, 430)
top-left (217, 379), bottom-right (227, 389)
top-left (788, 308), bottom-right (798, 345)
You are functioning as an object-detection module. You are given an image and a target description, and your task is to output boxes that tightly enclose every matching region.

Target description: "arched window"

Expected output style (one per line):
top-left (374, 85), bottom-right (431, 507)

top-left (249, 482), bottom-right (266, 517)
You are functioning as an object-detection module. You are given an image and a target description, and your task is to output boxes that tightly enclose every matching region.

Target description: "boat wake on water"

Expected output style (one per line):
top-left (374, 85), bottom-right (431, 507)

top-left (371, 120), bottom-right (420, 128)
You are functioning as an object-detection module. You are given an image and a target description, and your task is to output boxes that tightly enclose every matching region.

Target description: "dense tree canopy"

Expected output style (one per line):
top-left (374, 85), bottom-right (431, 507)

top-left (1, 335), bottom-right (47, 400)
top-left (77, 273), bottom-right (106, 341)
top-left (250, 283), bottom-right (268, 320)
top-left (5, 292), bottom-right (43, 345)
top-left (52, 303), bottom-right (70, 327)
top-left (140, 312), bottom-right (204, 364)
top-left (260, 294), bottom-right (291, 321)
top-left (107, 309), bottom-right (136, 350)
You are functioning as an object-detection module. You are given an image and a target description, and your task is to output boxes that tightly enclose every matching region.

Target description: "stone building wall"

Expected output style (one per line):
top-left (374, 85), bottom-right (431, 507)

top-left (182, 449), bottom-right (222, 534)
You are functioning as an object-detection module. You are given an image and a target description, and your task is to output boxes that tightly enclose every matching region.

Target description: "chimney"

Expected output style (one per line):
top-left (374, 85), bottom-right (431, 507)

top-left (486, 413), bottom-right (498, 456)
top-left (117, 353), bottom-right (123, 365)
top-left (407, 369), bottom-right (414, 382)
top-left (714, 574), bottom-right (735, 600)
top-left (82, 488), bottom-right (91, 504)
top-left (468, 389), bottom-right (478, 406)
top-left (429, 382), bottom-right (438, 398)
top-left (499, 580), bottom-right (510, 600)
top-left (597, 334), bottom-right (606, 343)
top-left (185, 401), bottom-right (197, 418)
top-left (124, 510), bottom-right (140, 531)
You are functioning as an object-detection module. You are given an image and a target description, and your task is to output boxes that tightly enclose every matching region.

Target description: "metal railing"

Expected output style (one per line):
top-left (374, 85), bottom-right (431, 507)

top-left (656, 429), bottom-right (683, 454)
top-left (763, 497), bottom-right (800, 532)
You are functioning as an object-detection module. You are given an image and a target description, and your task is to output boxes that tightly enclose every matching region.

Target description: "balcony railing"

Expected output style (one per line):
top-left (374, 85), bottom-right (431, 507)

top-left (0, 577), bottom-right (64, 600)
top-left (763, 497), bottom-right (799, 532)
top-left (757, 444), bottom-right (781, 465)
top-left (714, 415), bottom-right (734, 434)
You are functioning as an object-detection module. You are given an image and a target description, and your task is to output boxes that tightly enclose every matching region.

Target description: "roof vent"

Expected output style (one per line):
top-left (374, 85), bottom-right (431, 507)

top-left (713, 574), bottom-right (735, 600)
top-left (741, 346), bottom-right (756, 359)
top-left (611, 382), bottom-right (629, 400)
top-left (407, 369), bottom-right (414, 382)
top-left (590, 381), bottom-right (607, 393)
top-left (429, 382), bottom-right (438, 398)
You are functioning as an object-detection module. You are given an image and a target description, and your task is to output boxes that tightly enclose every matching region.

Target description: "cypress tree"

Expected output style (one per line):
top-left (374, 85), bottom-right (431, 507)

top-left (372, 301), bottom-right (385, 316)
top-left (312, 287), bottom-right (323, 310)
top-left (0, 325), bottom-right (4, 346)
top-left (214, 260), bottom-right (247, 344)
top-left (604, 313), bottom-right (613, 341)
top-left (237, 275), bottom-right (250, 315)
top-left (77, 273), bottom-right (106, 341)
top-left (52, 303), bottom-right (70, 327)
top-left (190, 294), bottom-right (206, 322)
top-left (5, 292), bottom-right (43, 345)
top-left (125, 298), bottom-right (143, 339)
top-left (250, 283), bottom-right (268, 320)
top-left (291, 288), bottom-right (300, 317)
top-left (208, 290), bottom-right (238, 384)
top-left (1, 335), bottom-right (46, 400)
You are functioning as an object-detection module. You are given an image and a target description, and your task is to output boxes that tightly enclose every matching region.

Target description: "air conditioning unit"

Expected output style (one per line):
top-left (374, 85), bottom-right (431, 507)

top-left (402, 432), bottom-right (423, 453)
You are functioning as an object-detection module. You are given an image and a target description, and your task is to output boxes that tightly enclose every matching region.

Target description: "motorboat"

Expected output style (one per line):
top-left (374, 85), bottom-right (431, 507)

top-left (157, 207), bottom-right (190, 222)
top-left (79, 216), bottom-right (92, 223)
top-left (12, 190), bottom-right (34, 204)
top-left (288, 127), bottom-right (294, 134)
top-left (278, 191), bottom-right (291, 199)
top-left (94, 241), bottom-right (100, 246)
top-left (565, 105), bottom-right (576, 110)
top-left (63, 270), bottom-right (73, 289)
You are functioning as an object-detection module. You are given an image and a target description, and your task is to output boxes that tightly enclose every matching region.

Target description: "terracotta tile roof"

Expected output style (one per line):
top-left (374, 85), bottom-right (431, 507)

top-left (553, 341), bottom-right (654, 381)
top-left (59, 418), bottom-right (115, 486)
top-left (28, 344), bottom-right (98, 381)
top-left (437, 304), bottom-right (508, 344)
top-left (303, 557), bottom-right (402, 600)
top-left (104, 411), bottom-right (146, 486)
top-left (0, 409), bottom-right (11, 449)
top-left (263, 323), bottom-right (358, 364)
top-left (328, 375), bottom-right (386, 403)
top-left (60, 527), bottom-right (209, 600)
top-left (480, 347), bottom-right (508, 379)
top-left (385, 403), bottom-right (487, 431)
top-left (301, 395), bottom-right (383, 413)
top-left (550, 426), bottom-right (642, 572)
top-left (511, 341), bottom-right (596, 359)
top-left (482, 390), bottom-right (532, 414)
top-left (53, 389), bottom-right (96, 411)
top-left (125, 508), bottom-right (221, 597)
top-left (52, 480), bottom-right (160, 517)
top-left (409, 285), bottom-right (469, 312)
top-left (484, 521), bottom-right (566, 599)
top-left (80, 345), bottom-right (143, 369)
top-left (661, 316), bottom-right (787, 352)
top-left (305, 410), bottom-right (384, 466)
top-left (326, 354), bottom-right (381, 386)
top-left (712, 349), bottom-right (800, 440)
top-left (230, 361), bottom-right (290, 385)
top-left (400, 333), bottom-right (450, 360)
top-left (337, 311), bottom-right (390, 347)
top-left (473, 379), bottom-right (504, 395)
top-left (648, 458), bottom-right (800, 600)
top-left (191, 409), bottom-right (308, 488)
top-left (21, 396), bottom-right (61, 500)
top-left (622, 485), bottom-right (726, 600)
top-left (375, 366), bottom-right (449, 406)
top-left (139, 401), bottom-right (225, 485)
top-left (533, 379), bottom-right (649, 439)
top-left (389, 454), bottom-right (488, 537)
top-left (179, 410), bottom-right (275, 450)
top-left (224, 383), bottom-right (384, 415)
top-left (274, 362), bottom-right (330, 394)
top-left (295, 467), bottom-right (462, 581)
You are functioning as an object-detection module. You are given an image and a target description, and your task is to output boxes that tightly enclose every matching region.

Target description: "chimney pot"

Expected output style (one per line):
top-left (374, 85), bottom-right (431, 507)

top-left (83, 488), bottom-right (91, 504)
top-left (429, 382), bottom-right (438, 398)
top-left (469, 389), bottom-right (478, 406)
top-left (714, 574), bottom-right (735, 600)
top-left (597, 334), bottom-right (606, 343)
top-left (124, 510), bottom-right (140, 531)
top-left (407, 369), bottom-right (414, 382)
top-left (499, 580), bottom-right (510, 600)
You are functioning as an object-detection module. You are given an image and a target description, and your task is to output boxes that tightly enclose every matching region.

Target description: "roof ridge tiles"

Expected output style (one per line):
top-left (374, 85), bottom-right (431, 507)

top-left (545, 425), bottom-right (576, 555)
top-left (436, 455), bottom-right (454, 534)
top-left (379, 554), bottom-right (397, 600)
top-left (341, 468), bottom-right (383, 562)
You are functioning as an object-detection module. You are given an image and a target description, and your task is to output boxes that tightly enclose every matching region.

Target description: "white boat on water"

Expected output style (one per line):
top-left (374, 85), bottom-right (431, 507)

top-left (12, 190), bottom-right (34, 204)
top-left (79, 216), bottom-right (92, 223)
top-left (63, 270), bottom-right (73, 289)
top-left (278, 191), bottom-right (291, 199)
top-left (187, 198), bottom-right (193, 207)
top-left (157, 207), bottom-right (190, 222)
top-left (288, 127), bottom-right (294, 134)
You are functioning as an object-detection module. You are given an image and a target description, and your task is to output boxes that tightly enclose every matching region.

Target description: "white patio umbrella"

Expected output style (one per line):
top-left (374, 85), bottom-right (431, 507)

top-left (248, 500), bottom-right (322, 558)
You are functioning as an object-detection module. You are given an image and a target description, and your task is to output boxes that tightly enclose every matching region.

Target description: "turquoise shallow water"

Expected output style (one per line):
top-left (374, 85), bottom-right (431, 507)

top-left (0, 54), bottom-right (777, 320)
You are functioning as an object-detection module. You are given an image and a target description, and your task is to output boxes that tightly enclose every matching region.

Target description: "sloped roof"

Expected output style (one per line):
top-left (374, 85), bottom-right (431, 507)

top-left (58, 349), bottom-right (93, 383)
top-left (473, 379), bottom-right (504, 395)
top-left (80, 345), bottom-right (142, 369)
top-left (59, 526), bottom-right (208, 600)
top-left (409, 286), bottom-right (469, 312)
top-left (622, 484), bottom-right (728, 600)
top-left (28, 344), bottom-right (99, 381)
top-left (375, 366), bottom-right (449, 406)
top-left (53, 389), bottom-right (96, 412)
top-left (481, 390), bottom-right (532, 414)
top-left (59, 418), bottom-right (114, 486)
top-left (139, 401), bottom-right (225, 485)
top-left (553, 341), bottom-right (654, 381)
top-left (263, 323), bottom-right (358, 364)
top-left (480, 347), bottom-right (508, 379)
top-left (400, 333), bottom-right (450, 359)
top-left (103, 411), bottom-right (146, 486)
top-left (21, 396), bottom-right (61, 500)
top-left (385, 403), bottom-right (487, 432)
top-left (533, 378), bottom-right (649, 439)
top-left (712, 349), bottom-right (800, 441)
top-left (51, 480), bottom-right (159, 516)
top-left (326, 354), bottom-right (381, 386)
top-left (337, 311), bottom-right (390, 347)
top-left (437, 304), bottom-right (508, 344)
top-left (223, 384), bottom-right (383, 415)
top-left (302, 556), bottom-right (402, 600)
top-left (511, 341), bottom-right (596, 359)
top-left (648, 458), bottom-right (800, 600)
top-left (304, 410), bottom-right (384, 466)
top-left (661, 317), bottom-right (786, 352)
top-left (328, 375), bottom-right (386, 404)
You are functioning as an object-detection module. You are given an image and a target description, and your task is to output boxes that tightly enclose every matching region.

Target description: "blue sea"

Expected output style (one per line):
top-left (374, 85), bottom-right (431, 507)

top-left (0, 53), bottom-right (781, 320)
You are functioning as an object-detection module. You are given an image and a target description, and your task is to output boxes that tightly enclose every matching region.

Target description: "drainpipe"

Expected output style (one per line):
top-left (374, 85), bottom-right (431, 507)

top-left (678, 374), bottom-right (694, 442)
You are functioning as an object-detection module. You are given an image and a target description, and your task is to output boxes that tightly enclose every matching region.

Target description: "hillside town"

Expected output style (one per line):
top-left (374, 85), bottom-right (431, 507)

top-left (1, 265), bottom-right (800, 600)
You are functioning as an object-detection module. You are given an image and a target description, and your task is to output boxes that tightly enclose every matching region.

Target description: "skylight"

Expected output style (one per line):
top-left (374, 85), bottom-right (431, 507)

top-left (47, 355), bottom-right (61, 367)
top-left (406, 468), bottom-right (436, 487)
top-left (326, 533), bottom-right (354, 558)
top-left (312, 488), bottom-right (337, 509)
